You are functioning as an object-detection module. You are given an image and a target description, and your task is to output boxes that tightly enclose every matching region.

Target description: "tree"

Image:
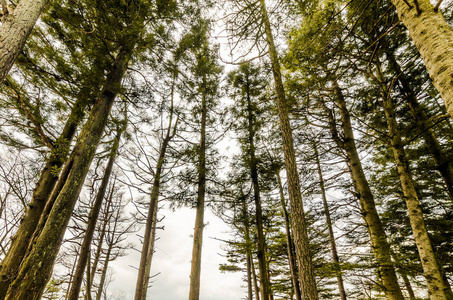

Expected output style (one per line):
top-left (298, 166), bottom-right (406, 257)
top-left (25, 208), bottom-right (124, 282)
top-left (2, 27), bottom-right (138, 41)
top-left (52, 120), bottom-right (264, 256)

top-left (390, 0), bottom-right (453, 120)
top-left (0, 0), bottom-right (50, 81)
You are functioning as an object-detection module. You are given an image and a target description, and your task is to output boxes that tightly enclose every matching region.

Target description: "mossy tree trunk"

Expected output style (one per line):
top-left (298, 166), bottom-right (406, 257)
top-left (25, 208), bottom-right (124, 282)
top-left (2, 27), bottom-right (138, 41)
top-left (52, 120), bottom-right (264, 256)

top-left (3, 48), bottom-right (131, 300)
top-left (0, 96), bottom-right (88, 298)
top-left (390, 0), bottom-right (453, 120)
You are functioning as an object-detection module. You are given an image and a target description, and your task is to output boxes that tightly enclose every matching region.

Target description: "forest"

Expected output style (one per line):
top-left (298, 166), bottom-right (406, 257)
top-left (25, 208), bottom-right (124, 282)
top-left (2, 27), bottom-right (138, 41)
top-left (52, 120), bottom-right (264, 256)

top-left (0, 0), bottom-right (452, 299)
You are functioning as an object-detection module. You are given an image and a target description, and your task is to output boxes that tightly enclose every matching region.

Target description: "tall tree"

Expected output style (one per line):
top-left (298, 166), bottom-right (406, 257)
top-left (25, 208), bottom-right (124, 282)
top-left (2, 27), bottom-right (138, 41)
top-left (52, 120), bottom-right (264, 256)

top-left (257, 1), bottom-right (318, 297)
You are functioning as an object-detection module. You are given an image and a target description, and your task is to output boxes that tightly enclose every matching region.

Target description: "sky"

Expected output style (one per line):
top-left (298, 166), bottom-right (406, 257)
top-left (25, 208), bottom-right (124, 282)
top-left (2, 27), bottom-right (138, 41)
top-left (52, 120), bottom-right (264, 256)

top-left (108, 206), bottom-right (245, 300)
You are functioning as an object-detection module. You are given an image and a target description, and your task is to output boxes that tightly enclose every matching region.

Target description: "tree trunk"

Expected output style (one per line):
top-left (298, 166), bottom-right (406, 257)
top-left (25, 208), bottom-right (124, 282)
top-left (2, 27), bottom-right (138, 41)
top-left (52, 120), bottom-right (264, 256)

top-left (0, 0), bottom-right (50, 81)
top-left (0, 97), bottom-right (87, 298)
top-left (325, 79), bottom-right (404, 299)
top-left (241, 193), bottom-right (254, 300)
top-left (67, 130), bottom-right (122, 300)
top-left (95, 242), bottom-right (112, 300)
top-left (275, 171), bottom-right (301, 300)
top-left (390, 0), bottom-right (453, 120)
top-left (4, 48), bottom-right (131, 300)
top-left (375, 62), bottom-right (448, 299)
top-left (188, 87), bottom-right (207, 300)
top-left (245, 73), bottom-right (271, 300)
top-left (135, 72), bottom-right (177, 300)
top-left (258, 1), bottom-right (318, 298)
top-left (251, 256), bottom-right (261, 300)
top-left (89, 192), bottom-right (113, 295)
top-left (313, 143), bottom-right (347, 300)
top-left (385, 48), bottom-right (453, 199)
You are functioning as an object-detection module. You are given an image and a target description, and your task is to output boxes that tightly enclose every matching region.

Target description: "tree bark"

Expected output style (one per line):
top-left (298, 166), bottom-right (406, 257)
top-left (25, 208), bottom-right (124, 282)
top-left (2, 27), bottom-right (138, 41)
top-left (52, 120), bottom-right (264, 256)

top-left (325, 80), bottom-right (404, 299)
top-left (375, 62), bottom-right (448, 299)
top-left (275, 171), bottom-right (301, 300)
top-left (258, 1), bottom-right (318, 298)
top-left (67, 129), bottom-right (122, 300)
top-left (0, 0), bottom-right (50, 82)
top-left (188, 87), bottom-right (207, 300)
top-left (390, 0), bottom-right (453, 120)
top-left (3, 48), bottom-right (131, 300)
top-left (313, 143), bottom-right (347, 300)
top-left (0, 97), bottom-right (87, 298)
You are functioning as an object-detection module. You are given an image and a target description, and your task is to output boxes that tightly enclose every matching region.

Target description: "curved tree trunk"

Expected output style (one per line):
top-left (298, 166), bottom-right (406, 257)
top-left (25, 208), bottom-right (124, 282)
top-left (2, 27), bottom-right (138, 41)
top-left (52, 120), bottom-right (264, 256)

top-left (258, 1), bottom-right (318, 298)
top-left (0, 97), bottom-right (88, 298)
top-left (390, 0), bottom-right (453, 120)
top-left (4, 48), bottom-right (131, 300)
top-left (0, 0), bottom-right (50, 81)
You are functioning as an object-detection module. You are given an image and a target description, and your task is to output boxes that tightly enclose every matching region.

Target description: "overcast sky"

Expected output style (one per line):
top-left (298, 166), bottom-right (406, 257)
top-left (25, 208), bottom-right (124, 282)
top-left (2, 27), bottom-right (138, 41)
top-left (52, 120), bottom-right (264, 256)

top-left (108, 206), bottom-right (245, 300)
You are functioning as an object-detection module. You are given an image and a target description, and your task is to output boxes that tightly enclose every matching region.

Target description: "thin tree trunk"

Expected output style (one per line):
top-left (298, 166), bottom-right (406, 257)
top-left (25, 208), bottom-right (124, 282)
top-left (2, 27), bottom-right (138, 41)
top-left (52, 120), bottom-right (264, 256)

top-left (251, 256), bottom-right (261, 300)
top-left (325, 79), bottom-right (404, 299)
top-left (241, 193), bottom-right (254, 300)
top-left (385, 48), bottom-right (453, 199)
top-left (245, 73), bottom-right (271, 300)
top-left (375, 62), bottom-right (448, 300)
top-left (0, 0), bottom-right (50, 81)
top-left (89, 192), bottom-right (113, 295)
top-left (188, 87), bottom-right (207, 300)
top-left (0, 97), bottom-right (88, 298)
top-left (67, 129), bottom-right (123, 300)
top-left (313, 143), bottom-right (347, 300)
top-left (95, 242), bottom-right (112, 300)
top-left (390, 0), bottom-right (453, 120)
top-left (258, 1), bottom-right (318, 298)
top-left (4, 48), bottom-right (131, 300)
top-left (275, 171), bottom-right (301, 300)
top-left (85, 247), bottom-right (92, 300)
top-left (135, 71), bottom-right (177, 300)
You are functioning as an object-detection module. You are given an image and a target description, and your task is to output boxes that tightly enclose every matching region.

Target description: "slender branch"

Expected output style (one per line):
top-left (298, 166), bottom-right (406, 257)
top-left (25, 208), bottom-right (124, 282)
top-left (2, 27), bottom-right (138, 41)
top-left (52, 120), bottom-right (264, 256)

top-left (434, 0), bottom-right (444, 11)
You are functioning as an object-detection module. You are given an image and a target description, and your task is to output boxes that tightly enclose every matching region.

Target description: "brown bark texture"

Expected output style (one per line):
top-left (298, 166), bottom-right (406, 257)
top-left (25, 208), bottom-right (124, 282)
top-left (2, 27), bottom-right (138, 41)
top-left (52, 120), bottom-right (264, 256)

top-left (0, 0), bottom-right (49, 81)
top-left (3, 49), bottom-right (130, 300)
top-left (258, 1), bottom-right (318, 298)
top-left (391, 0), bottom-right (453, 120)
